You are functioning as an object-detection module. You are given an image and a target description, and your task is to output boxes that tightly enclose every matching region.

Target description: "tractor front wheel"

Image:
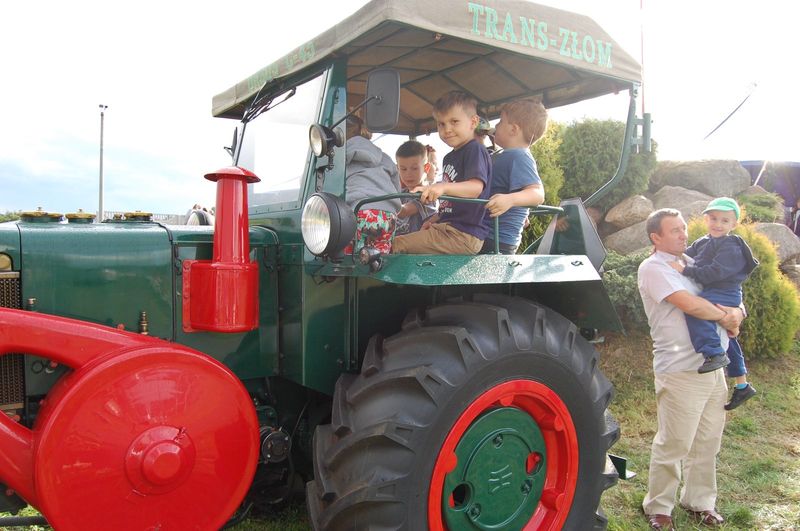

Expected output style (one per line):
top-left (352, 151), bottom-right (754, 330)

top-left (307, 294), bottom-right (619, 530)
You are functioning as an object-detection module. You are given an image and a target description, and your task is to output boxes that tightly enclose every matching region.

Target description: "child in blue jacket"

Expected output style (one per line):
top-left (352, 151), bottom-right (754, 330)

top-left (669, 197), bottom-right (758, 409)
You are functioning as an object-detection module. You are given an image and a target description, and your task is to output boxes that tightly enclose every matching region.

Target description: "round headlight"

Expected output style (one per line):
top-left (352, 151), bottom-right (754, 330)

top-left (301, 193), bottom-right (357, 257)
top-left (309, 125), bottom-right (327, 157)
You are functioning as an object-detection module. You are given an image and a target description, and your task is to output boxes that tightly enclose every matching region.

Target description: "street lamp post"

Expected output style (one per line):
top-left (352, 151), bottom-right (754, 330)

top-left (98, 104), bottom-right (108, 222)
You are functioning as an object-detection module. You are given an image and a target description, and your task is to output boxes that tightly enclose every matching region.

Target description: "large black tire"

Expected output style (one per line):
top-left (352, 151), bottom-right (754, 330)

top-left (307, 294), bottom-right (618, 530)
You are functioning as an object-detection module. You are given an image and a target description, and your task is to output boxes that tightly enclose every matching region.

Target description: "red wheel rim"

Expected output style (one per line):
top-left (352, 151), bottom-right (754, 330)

top-left (428, 379), bottom-right (578, 530)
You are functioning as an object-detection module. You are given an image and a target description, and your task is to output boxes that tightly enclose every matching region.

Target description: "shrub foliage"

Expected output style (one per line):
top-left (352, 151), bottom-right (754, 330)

top-left (603, 250), bottom-right (650, 332)
top-left (559, 119), bottom-right (657, 213)
top-left (519, 121), bottom-right (565, 251)
top-left (736, 192), bottom-right (784, 223)
top-left (0, 211), bottom-right (20, 222)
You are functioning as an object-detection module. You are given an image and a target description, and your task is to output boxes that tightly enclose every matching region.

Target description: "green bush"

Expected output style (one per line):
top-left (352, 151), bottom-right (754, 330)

top-left (687, 218), bottom-right (800, 359)
top-left (603, 250), bottom-right (649, 331)
top-left (559, 119), bottom-right (657, 213)
top-left (519, 121), bottom-right (565, 251)
top-left (0, 211), bottom-right (20, 222)
top-left (736, 192), bottom-right (784, 223)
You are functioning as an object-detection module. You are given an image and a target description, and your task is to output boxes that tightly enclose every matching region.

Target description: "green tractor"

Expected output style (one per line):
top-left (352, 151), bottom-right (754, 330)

top-left (0, 1), bottom-right (649, 529)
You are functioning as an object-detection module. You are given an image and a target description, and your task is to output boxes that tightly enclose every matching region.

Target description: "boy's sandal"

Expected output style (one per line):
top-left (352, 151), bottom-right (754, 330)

top-left (646, 513), bottom-right (675, 530)
top-left (684, 507), bottom-right (724, 526)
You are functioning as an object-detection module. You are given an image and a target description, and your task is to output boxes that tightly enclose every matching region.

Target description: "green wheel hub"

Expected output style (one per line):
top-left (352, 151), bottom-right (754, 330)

top-left (443, 407), bottom-right (546, 530)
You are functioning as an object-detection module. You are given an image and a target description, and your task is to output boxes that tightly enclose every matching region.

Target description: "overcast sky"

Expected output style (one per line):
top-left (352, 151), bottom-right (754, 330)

top-left (0, 0), bottom-right (795, 215)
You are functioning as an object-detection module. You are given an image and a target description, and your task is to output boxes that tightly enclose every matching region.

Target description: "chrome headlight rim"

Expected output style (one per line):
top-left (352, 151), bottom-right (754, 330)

top-left (301, 193), bottom-right (356, 257)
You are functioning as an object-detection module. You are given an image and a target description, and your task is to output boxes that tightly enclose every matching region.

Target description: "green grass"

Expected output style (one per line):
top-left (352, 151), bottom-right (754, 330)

top-left (600, 332), bottom-right (800, 530)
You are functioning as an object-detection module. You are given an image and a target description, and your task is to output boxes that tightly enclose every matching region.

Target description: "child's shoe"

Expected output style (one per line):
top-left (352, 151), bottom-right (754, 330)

top-left (698, 354), bottom-right (730, 374)
top-left (724, 383), bottom-right (756, 410)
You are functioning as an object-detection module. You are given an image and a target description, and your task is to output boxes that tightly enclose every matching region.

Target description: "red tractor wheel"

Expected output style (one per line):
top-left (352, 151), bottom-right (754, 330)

top-left (307, 295), bottom-right (619, 530)
top-left (0, 310), bottom-right (260, 531)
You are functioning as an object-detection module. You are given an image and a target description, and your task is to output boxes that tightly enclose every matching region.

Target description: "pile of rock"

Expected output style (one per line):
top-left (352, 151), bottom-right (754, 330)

top-left (596, 160), bottom-right (800, 280)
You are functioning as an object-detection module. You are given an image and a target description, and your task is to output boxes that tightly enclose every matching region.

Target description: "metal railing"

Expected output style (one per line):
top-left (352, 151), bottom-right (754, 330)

top-left (354, 192), bottom-right (563, 254)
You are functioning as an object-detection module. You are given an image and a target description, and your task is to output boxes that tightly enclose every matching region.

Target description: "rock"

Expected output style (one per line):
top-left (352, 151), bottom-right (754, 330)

top-left (738, 184), bottom-right (769, 196)
top-left (651, 160), bottom-right (751, 197)
top-left (605, 195), bottom-right (653, 229)
top-left (652, 186), bottom-right (713, 211)
top-left (752, 223), bottom-right (800, 264)
top-left (679, 200), bottom-right (710, 222)
top-left (630, 245), bottom-right (653, 256)
top-left (781, 264), bottom-right (800, 293)
top-left (603, 219), bottom-right (651, 255)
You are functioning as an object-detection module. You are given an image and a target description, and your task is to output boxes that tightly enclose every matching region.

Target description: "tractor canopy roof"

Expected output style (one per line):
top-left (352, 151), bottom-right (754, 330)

top-left (212, 0), bottom-right (641, 136)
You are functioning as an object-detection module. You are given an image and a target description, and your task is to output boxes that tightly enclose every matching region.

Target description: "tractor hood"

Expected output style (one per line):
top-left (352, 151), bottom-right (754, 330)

top-left (212, 0), bottom-right (641, 135)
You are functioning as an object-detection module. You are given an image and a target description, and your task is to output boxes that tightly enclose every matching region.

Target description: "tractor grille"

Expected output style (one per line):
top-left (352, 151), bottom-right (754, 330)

top-left (0, 272), bottom-right (24, 410)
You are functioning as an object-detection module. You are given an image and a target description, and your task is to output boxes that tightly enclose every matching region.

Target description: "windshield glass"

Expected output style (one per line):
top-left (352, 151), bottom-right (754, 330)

top-left (239, 70), bottom-right (327, 208)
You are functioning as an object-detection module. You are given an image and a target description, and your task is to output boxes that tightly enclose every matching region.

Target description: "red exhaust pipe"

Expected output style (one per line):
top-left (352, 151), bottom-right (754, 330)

top-left (182, 167), bottom-right (260, 332)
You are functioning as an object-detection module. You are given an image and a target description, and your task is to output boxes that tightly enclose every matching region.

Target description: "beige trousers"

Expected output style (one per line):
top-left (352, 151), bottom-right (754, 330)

top-left (642, 369), bottom-right (727, 516)
top-left (392, 223), bottom-right (483, 255)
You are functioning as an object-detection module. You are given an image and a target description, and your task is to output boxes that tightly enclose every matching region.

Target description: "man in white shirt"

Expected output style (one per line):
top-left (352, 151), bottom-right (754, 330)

top-left (637, 209), bottom-right (744, 530)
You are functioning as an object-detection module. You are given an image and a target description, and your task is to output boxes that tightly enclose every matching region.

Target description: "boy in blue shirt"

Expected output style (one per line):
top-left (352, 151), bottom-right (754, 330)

top-left (669, 197), bottom-right (759, 409)
top-left (392, 91), bottom-right (492, 254)
top-left (481, 99), bottom-right (547, 254)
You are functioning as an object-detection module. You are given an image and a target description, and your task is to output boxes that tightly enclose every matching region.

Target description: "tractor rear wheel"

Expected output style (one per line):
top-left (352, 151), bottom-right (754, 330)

top-left (307, 294), bottom-right (619, 530)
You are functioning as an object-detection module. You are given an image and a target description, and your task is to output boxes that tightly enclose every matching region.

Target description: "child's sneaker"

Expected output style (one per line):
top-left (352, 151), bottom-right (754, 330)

top-left (698, 354), bottom-right (730, 374)
top-left (724, 383), bottom-right (756, 410)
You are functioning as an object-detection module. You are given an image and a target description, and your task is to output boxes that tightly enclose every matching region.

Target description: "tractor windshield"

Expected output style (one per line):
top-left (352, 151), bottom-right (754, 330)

top-left (238, 70), bottom-right (327, 208)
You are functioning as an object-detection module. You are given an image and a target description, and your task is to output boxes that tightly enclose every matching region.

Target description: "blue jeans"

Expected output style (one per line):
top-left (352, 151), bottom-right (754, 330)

top-left (685, 287), bottom-right (747, 378)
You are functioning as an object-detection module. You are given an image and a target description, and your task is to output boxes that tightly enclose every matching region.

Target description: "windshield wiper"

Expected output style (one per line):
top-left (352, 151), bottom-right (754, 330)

top-left (234, 85), bottom-right (297, 165)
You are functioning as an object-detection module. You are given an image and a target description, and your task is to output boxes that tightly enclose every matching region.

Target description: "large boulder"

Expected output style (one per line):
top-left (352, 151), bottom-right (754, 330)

top-left (603, 219), bottom-right (651, 255)
top-left (781, 264), bottom-right (800, 294)
top-left (652, 186), bottom-right (713, 211)
top-left (679, 200), bottom-right (710, 222)
top-left (651, 160), bottom-right (751, 197)
top-left (752, 223), bottom-right (800, 264)
top-left (605, 195), bottom-right (653, 229)
top-left (738, 184), bottom-right (770, 196)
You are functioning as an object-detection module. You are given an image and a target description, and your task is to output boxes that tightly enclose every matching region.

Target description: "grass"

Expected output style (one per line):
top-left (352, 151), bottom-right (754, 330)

top-left (4, 333), bottom-right (799, 530)
top-left (600, 332), bottom-right (800, 531)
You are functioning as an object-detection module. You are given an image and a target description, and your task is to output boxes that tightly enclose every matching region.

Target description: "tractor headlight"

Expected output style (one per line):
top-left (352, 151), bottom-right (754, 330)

top-left (301, 193), bottom-right (356, 257)
top-left (308, 124), bottom-right (344, 158)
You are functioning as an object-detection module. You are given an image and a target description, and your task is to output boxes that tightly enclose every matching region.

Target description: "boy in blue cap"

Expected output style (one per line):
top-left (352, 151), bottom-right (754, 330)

top-left (669, 197), bottom-right (758, 409)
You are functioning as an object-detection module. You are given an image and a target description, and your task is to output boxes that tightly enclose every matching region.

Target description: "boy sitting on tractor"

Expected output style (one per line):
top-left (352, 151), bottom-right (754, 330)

top-left (392, 91), bottom-right (492, 254)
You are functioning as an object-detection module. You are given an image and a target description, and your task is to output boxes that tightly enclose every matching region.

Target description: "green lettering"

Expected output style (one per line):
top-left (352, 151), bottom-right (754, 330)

top-left (468, 2), bottom-right (484, 35)
top-left (582, 35), bottom-right (596, 63)
top-left (597, 40), bottom-right (613, 68)
top-left (558, 27), bottom-right (571, 56)
top-left (519, 16), bottom-right (536, 47)
top-left (570, 31), bottom-right (582, 60)
top-left (500, 12), bottom-right (517, 43)
top-left (484, 6), bottom-right (500, 39)
top-left (536, 21), bottom-right (548, 50)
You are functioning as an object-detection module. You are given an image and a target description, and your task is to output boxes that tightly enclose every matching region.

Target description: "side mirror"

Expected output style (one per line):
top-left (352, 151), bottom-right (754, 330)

top-left (364, 69), bottom-right (400, 133)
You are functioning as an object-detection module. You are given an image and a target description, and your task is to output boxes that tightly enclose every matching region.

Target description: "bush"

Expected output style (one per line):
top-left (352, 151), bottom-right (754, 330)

top-left (559, 119), bottom-right (657, 213)
top-left (519, 121), bottom-right (565, 251)
top-left (736, 192), bottom-right (784, 223)
top-left (0, 211), bottom-right (20, 222)
top-left (687, 218), bottom-right (800, 359)
top-left (602, 250), bottom-right (649, 332)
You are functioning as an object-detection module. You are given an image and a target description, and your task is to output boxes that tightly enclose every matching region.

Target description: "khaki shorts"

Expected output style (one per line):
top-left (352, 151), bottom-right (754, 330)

top-left (392, 223), bottom-right (483, 254)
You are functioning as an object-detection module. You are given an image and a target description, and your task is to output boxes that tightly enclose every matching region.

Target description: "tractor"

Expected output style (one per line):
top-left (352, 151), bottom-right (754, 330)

top-left (0, 0), bottom-right (649, 529)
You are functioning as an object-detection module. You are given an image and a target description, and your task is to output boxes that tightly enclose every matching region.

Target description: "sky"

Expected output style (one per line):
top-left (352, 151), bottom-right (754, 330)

top-left (0, 0), bottom-right (796, 216)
